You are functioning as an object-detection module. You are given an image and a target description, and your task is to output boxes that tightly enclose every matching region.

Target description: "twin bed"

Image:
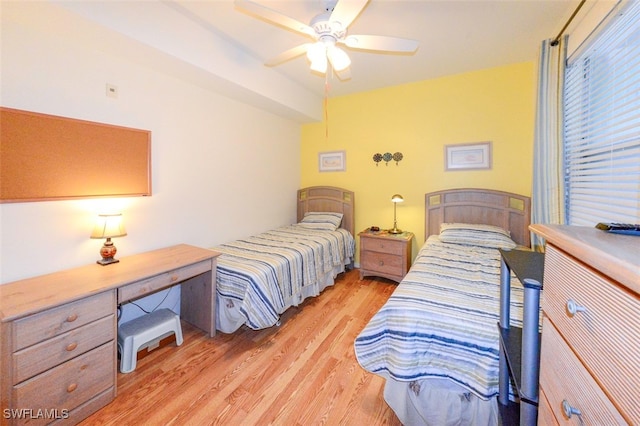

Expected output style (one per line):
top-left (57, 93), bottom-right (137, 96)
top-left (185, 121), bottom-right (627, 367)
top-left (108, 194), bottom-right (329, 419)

top-left (210, 186), bottom-right (530, 425)
top-left (212, 186), bottom-right (356, 333)
top-left (355, 188), bottom-right (531, 425)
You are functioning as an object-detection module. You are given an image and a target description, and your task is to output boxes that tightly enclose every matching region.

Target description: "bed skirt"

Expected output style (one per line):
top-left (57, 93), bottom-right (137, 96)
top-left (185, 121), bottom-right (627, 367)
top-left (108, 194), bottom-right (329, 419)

top-left (384, 378), bottom-right (499, 426)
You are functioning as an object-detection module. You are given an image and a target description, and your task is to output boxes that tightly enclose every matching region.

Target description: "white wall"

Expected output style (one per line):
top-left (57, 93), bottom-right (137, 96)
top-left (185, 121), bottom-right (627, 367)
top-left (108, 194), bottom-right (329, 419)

top-left (0, 2), bottom-right (301, 322)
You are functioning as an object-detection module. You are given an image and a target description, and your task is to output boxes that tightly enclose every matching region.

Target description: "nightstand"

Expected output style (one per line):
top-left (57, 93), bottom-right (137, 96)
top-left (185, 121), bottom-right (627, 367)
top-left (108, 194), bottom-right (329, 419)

top-left (359, 229), bottom-right (413, 283)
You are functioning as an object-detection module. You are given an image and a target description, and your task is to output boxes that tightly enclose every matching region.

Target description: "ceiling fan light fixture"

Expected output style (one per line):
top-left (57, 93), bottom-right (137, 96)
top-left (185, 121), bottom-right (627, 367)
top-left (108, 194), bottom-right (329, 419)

top-left (310, 58), bottom-right (328, 73)
top-left (310, 56), bottom-right (328, 74)
top-left (327, 45), bottom-right (350, 71)
top-left (306, 42), bottom-right (325, 62)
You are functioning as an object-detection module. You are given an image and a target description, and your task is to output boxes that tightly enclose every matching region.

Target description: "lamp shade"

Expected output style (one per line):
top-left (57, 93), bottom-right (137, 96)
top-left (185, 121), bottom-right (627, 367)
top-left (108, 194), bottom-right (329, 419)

top-left (90, 214), bottom-right (127, 239)
top-left (327, 45), bottom-right (351, 72)
top-left (307, 42), bottom-right (328, 73)
top-left (391, 194), bottom-right (404, 203)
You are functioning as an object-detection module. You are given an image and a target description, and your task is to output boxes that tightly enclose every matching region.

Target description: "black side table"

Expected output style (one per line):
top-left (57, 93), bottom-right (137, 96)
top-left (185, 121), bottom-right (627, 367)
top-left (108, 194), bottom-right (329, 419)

top-left (497, 249), bottom-right (544, 426)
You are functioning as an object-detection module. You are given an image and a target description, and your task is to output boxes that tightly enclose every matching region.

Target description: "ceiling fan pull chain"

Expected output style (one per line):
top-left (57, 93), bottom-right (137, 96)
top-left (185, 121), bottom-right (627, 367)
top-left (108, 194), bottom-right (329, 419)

top-left (325, 74), bottom-right (330, 141)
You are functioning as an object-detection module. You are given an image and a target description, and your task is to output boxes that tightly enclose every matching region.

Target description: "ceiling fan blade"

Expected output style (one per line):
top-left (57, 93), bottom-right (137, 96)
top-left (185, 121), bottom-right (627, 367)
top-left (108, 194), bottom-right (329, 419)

top-left (234, 0), bottom-right (316, 38)
top-left (335, 66), bottom-right (352, 81)
top-left (329, 0), bottom-right (369, 29)
top-left (265, 43), bottom-right (312, 66)
top-left (344, 35), bottom-right (419, 53)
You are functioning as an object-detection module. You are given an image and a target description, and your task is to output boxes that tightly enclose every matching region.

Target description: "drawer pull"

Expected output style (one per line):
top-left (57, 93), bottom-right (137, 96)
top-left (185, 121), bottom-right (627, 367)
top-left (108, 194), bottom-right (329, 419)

top-left (66, 314), bottom-right (78, 323)
top-left (170, 275), bottom-right (179, 282)
top-left (67, 383), bottom-right (78, 393)
top-left (66, 342), bottom-right (78, 352)
top-left (378, 261), bottom-right (384, 266)
top-left (562, 400), bottom-right (582, 419)
top-left (566, 299), bottom-right (587, 317)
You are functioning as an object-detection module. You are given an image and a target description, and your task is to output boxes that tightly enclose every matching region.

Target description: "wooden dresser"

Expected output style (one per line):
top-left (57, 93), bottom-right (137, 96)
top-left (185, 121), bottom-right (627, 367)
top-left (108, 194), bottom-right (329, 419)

top-left (0, 244), bottom-right (220, 425)
top-left (358, 229), bottom-right (413, 283)
top-left (530, 225), bottom-right (639, 425)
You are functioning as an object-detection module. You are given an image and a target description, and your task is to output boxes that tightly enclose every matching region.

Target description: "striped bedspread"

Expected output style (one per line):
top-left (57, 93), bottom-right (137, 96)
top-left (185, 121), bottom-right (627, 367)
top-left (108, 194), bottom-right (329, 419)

top-left (354, 235), bottom-right (524, 399)
top-left (214, 225), bottom-right (354, 331)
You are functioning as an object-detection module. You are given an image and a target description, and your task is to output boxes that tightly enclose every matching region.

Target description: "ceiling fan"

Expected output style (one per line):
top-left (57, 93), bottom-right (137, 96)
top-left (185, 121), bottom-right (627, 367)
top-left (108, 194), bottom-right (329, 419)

top-left (234, 0), bottom-right (419, 80)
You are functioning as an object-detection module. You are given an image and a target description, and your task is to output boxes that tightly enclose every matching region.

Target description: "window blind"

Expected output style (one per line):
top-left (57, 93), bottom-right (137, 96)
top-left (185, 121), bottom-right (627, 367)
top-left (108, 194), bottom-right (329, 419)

top-left (563, 0), bottom-right (640, 226)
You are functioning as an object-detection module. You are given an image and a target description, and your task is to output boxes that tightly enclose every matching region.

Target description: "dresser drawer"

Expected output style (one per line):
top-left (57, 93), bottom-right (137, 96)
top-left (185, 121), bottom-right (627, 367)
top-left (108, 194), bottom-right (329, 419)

top-left (539, 317), bottom-right (626, 424)
top-left (13, 291), bottom-right (115, 351)
top-left (13, 315), bottom-right (115, 383)
top-left (12, 342), bottom-right (115, 416)
top-left (361, 251), bottom-right (403, 275)
top-left (118, 260), bottom-right (210, 303)
top-left (542, 245), bottom-right (640, 422)
top-left (361, 237), bottom-right (405, 256)
top-left (538, 388), bottom-right (559, 426)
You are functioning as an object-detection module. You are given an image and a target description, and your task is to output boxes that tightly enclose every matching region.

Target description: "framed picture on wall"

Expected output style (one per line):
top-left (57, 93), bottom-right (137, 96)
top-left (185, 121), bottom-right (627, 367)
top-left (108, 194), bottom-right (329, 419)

top-left (445, 142), bottom-right (492, 171)
top-left (319, 150), bottom-right (346, 172)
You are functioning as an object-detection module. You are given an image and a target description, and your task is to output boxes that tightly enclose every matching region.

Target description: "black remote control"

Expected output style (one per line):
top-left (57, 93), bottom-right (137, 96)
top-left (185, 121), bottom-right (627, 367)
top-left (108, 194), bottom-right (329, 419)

top-left (595, 222), bottom-right (640, 236)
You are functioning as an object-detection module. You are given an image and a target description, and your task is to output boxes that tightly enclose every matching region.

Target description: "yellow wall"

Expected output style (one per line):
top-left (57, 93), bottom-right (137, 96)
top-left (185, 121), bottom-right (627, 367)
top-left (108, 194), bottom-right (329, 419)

top-left (301, 62), bottom-right (536, 257)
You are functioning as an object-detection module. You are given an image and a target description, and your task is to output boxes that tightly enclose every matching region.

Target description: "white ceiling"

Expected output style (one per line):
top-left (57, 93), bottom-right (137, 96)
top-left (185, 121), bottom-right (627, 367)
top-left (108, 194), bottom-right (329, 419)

top-left (38, 0), bottom-right (580, 122)
top-left (165, 0), bottom-right (579, 98)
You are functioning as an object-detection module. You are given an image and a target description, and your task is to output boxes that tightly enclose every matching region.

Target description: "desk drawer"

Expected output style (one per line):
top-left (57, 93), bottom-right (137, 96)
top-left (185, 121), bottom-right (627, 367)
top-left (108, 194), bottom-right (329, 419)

top-left (542, 245), bottom-right (640, 422)
top-left (13, 291), bottom-right (114, 351)
top-left (118, 260), bottom-right (210, 303)
top-left (539, 317), bottom-right (625, 424)
top-left (361, 237), bottom-right (405, 256)
top-left (13, 315), bottom-right (115, 383)
top-left (12, 342), bottom-right (115, 416)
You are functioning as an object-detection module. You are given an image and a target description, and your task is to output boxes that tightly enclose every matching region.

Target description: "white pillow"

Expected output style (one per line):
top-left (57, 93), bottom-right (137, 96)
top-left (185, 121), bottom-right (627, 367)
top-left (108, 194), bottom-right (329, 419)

top-left (298, 212), bottom-right (343, 231)
top-left (438, 223), bottom-right (517, 249)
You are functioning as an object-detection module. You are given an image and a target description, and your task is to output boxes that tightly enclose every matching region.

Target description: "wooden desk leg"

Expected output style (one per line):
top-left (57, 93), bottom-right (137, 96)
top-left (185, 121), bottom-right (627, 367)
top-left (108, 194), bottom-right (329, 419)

top-left (180, 259), bottom-right (217, 337)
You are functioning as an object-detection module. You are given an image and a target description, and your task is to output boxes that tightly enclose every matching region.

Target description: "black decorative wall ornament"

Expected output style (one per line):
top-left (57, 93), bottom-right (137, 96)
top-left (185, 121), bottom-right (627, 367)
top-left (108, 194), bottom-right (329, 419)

top-left (393, 152), bottom-right (403, 165)
top-left (372, 151), bottom-right (403, 166)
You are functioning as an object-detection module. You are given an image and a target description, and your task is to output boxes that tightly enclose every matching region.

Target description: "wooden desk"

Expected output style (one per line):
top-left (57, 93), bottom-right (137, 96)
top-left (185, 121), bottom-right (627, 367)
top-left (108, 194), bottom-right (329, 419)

top-left (0, 244), bottom-right (220, 425)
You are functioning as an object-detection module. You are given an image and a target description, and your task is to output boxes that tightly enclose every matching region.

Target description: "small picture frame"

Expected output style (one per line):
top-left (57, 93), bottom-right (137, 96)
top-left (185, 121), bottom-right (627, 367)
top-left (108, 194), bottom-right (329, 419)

top-left (318, 150), bottom-right (346, 172)
top-left (445, 142), bottom-right (492, 171)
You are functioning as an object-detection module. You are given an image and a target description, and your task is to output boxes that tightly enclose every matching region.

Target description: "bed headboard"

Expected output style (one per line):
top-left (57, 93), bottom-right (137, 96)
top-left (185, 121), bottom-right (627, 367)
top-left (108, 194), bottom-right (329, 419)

top-left (425, 188), bottom-right (531, 247)
top-left (297, 186), bottom-right (355, 237)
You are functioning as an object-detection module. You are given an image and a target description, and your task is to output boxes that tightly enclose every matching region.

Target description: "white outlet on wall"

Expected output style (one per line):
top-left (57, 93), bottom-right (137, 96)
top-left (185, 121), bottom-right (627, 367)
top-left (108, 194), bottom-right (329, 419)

top-left (106, 83), bottom-right (118, 98)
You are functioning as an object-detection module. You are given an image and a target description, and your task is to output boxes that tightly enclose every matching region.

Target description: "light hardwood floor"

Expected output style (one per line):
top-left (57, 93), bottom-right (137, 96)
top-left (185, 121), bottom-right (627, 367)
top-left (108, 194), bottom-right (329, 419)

top-left (81, 269), bottom-right (403, 425)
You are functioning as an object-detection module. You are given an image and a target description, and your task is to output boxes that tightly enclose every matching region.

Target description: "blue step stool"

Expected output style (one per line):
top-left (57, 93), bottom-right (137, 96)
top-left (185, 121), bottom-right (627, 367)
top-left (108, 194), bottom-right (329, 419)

top-left (117, 308), bottom-right (183, 373)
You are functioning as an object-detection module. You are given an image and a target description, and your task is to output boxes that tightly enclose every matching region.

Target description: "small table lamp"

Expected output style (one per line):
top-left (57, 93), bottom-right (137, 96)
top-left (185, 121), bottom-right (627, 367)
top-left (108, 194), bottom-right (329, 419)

top-left (389, 194), bottom-right (404, 234)
top-left (90, 213), bottom-right (127, 265)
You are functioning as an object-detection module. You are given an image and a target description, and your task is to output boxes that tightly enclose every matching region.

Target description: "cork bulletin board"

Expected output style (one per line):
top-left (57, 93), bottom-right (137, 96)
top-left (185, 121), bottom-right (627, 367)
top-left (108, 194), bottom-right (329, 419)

top-left (0, 107), bottom-right (151, 203)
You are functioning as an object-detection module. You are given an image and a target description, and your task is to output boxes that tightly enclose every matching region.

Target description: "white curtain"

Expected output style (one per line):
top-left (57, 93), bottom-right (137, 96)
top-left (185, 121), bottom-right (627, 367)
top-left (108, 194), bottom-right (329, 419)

top-left (531, 37), bottom-right (567, 250)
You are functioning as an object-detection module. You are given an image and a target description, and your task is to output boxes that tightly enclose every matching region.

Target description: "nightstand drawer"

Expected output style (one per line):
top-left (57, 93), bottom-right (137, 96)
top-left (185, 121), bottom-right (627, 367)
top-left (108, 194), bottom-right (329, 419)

top-left (13, 291), bottom-right (114, 351)
top-left (118, 260), bottom-right (210, 303)
top-left (542, 245), bottom-right (640, 421)
top-left (13, 315), bottom-right (115, 383)
top-left (359, 230), bottom-right (413, 284)
top-left (361, 251), bottom-right (403, 274)
top-left (539, 317), bottom-right (625, 424)
top-left (361, 237), bottom-right (405, 256)
top-left (12, 342), bottom-right (115, 417)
